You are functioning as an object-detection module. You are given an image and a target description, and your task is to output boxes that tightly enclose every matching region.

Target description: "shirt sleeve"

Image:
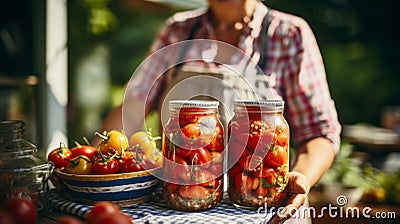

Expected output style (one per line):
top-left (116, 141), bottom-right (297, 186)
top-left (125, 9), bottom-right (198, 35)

top-left (280, 17), bottom-right (342, 153)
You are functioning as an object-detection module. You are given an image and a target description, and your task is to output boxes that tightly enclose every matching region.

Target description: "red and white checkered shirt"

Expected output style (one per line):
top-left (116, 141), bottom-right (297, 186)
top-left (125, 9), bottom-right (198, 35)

top-left (126, 2), bottom-right (341, 152)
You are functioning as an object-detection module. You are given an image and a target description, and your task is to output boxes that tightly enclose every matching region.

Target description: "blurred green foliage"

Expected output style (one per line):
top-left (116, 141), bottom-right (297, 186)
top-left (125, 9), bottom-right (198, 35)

top-left (68, 0), bottom-right (174, 141)
top-left (68, 0), bottom-right (399, 142)
top-left (82, 0), bottom-right (119, 35)
top-left (267, 0), bottom-right (399, 126)
top-left (362, 163), bottom-right (400, 204)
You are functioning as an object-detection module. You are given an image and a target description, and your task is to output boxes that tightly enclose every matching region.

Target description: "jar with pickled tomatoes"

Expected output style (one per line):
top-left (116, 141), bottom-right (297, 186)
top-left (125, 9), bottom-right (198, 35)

top-left (227, 100), bottom-right (289, 208)
top-left (162, 100), bottom-right (224, 211)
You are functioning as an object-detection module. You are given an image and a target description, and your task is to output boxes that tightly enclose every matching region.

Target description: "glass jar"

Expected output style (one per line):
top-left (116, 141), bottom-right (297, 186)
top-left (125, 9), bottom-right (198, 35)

top-left (162, 100), bottom-right (224, 211)
top-left (227, 100), bottom-right (289, 208)
top-left (0, 120), bottom-right (54, 214)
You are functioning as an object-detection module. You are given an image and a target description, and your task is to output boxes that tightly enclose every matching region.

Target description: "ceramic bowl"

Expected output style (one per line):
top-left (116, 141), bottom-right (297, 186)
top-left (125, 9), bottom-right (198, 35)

top-left (55, 167), bottom-right (161, 207)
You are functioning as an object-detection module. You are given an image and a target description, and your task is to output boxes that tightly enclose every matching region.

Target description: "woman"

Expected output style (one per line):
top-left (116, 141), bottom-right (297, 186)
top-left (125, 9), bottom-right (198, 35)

top-left (100, 0), bottom-right (341, 222)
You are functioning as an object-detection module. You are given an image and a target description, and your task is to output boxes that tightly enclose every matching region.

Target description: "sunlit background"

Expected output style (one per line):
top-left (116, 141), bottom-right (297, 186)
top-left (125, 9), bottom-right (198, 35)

top-left (69, 0), bottom-right (400, 140)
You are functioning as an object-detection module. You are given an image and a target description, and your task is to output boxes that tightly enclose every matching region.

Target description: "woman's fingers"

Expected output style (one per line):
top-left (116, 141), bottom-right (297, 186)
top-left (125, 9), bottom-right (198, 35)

top-left (287, 171), bottom-right (310, 194)
top-left (268, 172), bottom-right (311, 224)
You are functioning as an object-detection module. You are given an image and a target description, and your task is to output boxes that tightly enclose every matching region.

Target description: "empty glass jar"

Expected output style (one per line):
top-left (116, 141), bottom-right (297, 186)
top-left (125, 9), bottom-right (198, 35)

top-left (0, 120), bottom-right (54, 214)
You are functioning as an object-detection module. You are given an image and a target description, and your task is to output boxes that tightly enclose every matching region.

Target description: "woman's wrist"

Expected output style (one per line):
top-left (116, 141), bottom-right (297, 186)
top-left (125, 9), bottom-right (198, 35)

top-left (291, 137), bottom-right (336, 187)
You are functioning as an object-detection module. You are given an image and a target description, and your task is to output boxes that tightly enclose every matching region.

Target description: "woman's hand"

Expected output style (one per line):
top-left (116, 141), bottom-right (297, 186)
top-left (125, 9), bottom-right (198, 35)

top-left (269, 171), bottom-right (310, 224)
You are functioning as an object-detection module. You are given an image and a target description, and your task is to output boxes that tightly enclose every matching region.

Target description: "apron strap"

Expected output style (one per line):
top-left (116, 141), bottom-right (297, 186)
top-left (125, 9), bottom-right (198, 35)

top-left (175, 17), bottom-right (203, 67)
top-left (258, 7), bottom-right (271, 72)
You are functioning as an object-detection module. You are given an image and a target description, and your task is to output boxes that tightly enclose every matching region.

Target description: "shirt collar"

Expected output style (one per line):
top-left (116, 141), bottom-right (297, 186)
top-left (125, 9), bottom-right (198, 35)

top-left (248, 1), bottom-right (268, 38)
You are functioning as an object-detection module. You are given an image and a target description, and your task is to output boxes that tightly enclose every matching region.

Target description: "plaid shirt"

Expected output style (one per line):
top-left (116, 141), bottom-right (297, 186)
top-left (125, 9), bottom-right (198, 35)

top-left (126, 2), bottom-right (341, 152)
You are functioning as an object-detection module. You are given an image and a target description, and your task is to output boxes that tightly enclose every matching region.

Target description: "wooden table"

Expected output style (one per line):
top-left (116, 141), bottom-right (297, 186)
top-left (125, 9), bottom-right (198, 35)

top-left (309, 189), bottom-right (400, 224)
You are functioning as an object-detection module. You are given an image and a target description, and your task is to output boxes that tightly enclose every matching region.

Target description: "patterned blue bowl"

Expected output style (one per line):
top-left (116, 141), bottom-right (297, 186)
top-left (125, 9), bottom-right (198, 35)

top-left (55, 167), bottom-right (161, 207)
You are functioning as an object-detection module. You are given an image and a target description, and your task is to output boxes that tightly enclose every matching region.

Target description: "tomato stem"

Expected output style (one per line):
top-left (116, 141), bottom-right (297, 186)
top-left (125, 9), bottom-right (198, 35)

top-left (73, 140), bottom-right (81, 147)
top-left (80, 155), bottom-right (91, 163)
top-left (59, 142), bottom-right (67, 149)
top-left (68, 157), bottom-right (79, 167)
top-left (152, 136), bottom-right (162, 141)
top-left (83, 137), bottom-right (91, 146)
top-left (269, 142), bottom-right (278, 151)
top-left (95, 131), bottom-right (109, 142)
top-left (99, 152), bottom-right (107, 163)
top-left (132, 144), bottom-right (143, 162)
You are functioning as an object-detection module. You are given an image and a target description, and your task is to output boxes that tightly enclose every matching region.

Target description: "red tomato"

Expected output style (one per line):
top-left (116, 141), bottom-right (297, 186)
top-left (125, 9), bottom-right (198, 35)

top-left (71, 144), bottom-right (98, 161)
top-left (4, 198), bottom-right (36, 224)
top-left (209, 151), bottom-right (223, 177)
top-left (166, 153), bottom-right (190, 182)
top-left (253, 167), bottom-right (277, 184)
top-left (9, 187), bottom-right (39, 208)
top-left (227, 141), bottom-right (242, 167)
top-left (164, 183), bottom-right (179, 193)
top-left (86, 201), bottom-right (120, 224)
top-left (123, 157), bottom-right (145, 173)
top-left (180, 126), bottom-right (202, 148)
top-left (238, 154), bottom-right (263, 171)
top-left (56, 216), bottom-right (84, 224)
top-left (173, 154), bottom-right (189, 165)
top-left (48, 143), bottom-right (72, 169)
top-left (228, 164), bottom-right (242, 184)
top-left (227, 140), bottom-right (249, 165)
top-left (265, 145), bottom-right (288, 168)
top-left (205, 125), bottom-right (224, 152)
top-left (234, 173), bottom-right (253, 194)
top-left (96, 130), bottom-right (129, 155)
top-left (277, 132), bottom-right (288, 147)
top-left (247, 132), bottom-right (276, 152)
top-left (246, 133), bottom-right (260, 152)
top-left (165, 146), bottom-right (189, 164)
top-left (194, 170), bottom-right (219, 187)
top-left (275, 126), bottom-right (289, 146)
top-left (175, 146), bottom-right (192, 158)
top-left (117, 150), bottom-right (133, 172)
top-left (230, 132), bottom-right (250, 146)
top-left (178, 108), bottom-right (205, 126)
top-left (92, 154), bottom-right (120, 174)
top-left (229, 117), bottom-right (250, 134)
top-left (176, 165), bottom-right (192, 184)
top-left (181, 123), bottom-right (201, 139)
top-left (261, 131), bottom-right (277, 145)
top-left (66, 155), bottom-right (93, 175)
top-left (163, 162), bottom-right (179, 182)
top-left (256, 185), bottom-right (269, 197)
top-left (178, 185), bottom-right (210, 199)
top-left (163, 152), bottom-right (190, 182)
top-left (189, 147), bottom-right (211, 168)
top-left (0, 208), bottom-right (16, 224)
